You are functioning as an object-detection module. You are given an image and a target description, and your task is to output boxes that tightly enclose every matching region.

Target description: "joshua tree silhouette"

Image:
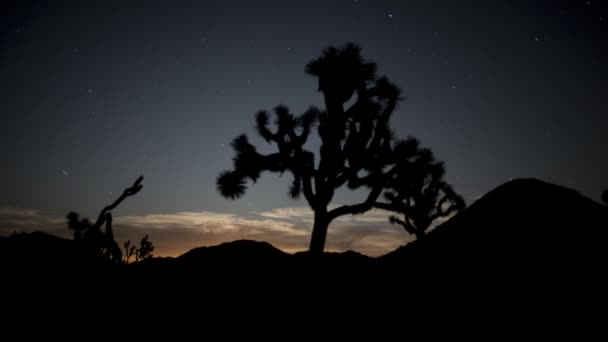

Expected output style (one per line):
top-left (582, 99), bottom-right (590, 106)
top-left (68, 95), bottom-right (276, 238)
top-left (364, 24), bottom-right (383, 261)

top-left (123, 239), bottom-right (136, 263)
top-left (387, 160), bottom-right (465, 239)
top-left (66, 211), bottom-right (90, 241)
top-left (217, 43), bottom-right (461, 254)
top-left (123, 235), bottom-right (154, 263)
top-left (66, 176), bottom-right (144, 262)
top-left (135, 235), bottom-right (154, 261)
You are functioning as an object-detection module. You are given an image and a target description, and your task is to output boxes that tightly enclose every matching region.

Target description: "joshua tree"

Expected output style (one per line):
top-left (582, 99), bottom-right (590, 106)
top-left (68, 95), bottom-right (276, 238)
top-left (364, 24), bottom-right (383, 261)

top-left (217, 43), bottom-right (460, 254)
top-left (386, 159), bottom-right (465, 239)
top-left (123, 235), bottom-right (154, 263)
top-left (66, 211), bottom-right (91, 241)
top-left (66, 176), bottom-right (144, 263)
top-left (123, 240), bottom-right (136, 264)
top-left (135, 235), bottom-right (154, 262)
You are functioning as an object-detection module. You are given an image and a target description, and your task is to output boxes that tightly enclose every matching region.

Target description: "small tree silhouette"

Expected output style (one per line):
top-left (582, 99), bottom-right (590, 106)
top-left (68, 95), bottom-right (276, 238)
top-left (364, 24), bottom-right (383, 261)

top-left (217, 43), bottom-right (462, 254)
top-left (66, 211), bottom-right (91, 241)
top-left (123, 240), bottom-right (136, 264)
top-left (135, 235), bottom-right (154, 262)
top-left (386, 160), bottom-right (465, 239)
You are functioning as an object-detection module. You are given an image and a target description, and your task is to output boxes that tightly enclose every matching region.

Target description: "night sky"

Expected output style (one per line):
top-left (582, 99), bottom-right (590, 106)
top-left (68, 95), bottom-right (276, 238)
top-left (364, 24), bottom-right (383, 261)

top-left (1, 0), bottom-right (607, 256)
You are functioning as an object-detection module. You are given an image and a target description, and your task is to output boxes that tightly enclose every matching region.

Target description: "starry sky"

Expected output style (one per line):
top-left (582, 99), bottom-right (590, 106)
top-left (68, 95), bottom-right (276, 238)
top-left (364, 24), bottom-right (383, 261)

top-left (1, 0), bottom-right (607, 256)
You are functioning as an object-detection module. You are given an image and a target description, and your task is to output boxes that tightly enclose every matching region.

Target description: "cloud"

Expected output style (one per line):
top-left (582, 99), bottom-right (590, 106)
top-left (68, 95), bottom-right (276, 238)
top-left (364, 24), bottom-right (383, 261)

top-left (0, 207), bottom-right (42, 218)
top-left (0, 206), bottom-right (414, 257)
top-left (0, 207), bottom-right (68, 238)
top-left (335, 208), bottom-right (395, 224)
top-left (254, 207), bottom-right (315, 223)
top-left (116, 211), bottom-right (309, 236)
top-left (255, 206), bottom-right (394, 224)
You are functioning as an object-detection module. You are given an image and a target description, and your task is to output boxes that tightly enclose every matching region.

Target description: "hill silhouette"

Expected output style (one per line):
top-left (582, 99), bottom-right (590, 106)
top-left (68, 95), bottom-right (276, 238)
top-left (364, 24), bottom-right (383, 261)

top-left (380, 178), bottom-right (607, 306)
top-left (179, 239), bottom-right (289, 263)
top-left (130, 239), bottom-right (376, 290)
top-left (0, 231), bottom-right (111, 272)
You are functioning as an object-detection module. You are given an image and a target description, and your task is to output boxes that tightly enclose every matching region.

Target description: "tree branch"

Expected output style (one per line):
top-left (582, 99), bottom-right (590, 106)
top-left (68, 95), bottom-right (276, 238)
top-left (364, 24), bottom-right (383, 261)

top-left (94, 176), bottom-right (143, 230)
top-left (328, 164), bottom-right (400, 220)
top-left (430, 192), bottom-right (463, 220)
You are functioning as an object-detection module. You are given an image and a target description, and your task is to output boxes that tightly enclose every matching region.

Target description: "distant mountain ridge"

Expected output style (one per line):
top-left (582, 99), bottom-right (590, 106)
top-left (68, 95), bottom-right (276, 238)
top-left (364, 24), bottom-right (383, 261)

top-left (178, 240), bottom-right (289, 262)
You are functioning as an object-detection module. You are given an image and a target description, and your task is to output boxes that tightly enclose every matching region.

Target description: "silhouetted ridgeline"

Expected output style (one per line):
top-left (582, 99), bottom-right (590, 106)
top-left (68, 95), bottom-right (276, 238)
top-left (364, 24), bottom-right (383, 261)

top-left (2, 179), bottom-right (606, 302)
top-left (0, 231), bottom-right (113, 272)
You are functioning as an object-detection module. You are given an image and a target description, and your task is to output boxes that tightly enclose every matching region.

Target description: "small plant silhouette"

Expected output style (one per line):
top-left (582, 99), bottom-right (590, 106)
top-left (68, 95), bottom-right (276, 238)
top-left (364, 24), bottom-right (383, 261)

top-left (218, 43), bottom-right (462, 253)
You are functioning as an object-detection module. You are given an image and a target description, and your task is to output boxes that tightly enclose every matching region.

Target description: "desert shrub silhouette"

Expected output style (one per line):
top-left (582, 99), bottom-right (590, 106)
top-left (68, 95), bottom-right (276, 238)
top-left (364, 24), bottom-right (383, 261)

top-left (217, 43), bottom-right (462, 253)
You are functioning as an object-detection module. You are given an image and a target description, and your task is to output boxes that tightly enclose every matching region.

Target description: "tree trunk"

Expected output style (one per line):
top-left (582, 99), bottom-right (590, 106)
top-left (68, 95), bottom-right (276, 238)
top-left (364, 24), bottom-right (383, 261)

top-left (309, 211), bottom-right (330, 254)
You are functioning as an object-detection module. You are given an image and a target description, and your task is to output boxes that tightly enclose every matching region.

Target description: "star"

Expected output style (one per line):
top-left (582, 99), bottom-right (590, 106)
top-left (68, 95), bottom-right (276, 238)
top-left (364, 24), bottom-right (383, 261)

top-left (61, 169), bottom-right (69, 176)
top-left (388, 14), bottom-right (393, 18)
top-left (88, 89), bottom-right (92, 94)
